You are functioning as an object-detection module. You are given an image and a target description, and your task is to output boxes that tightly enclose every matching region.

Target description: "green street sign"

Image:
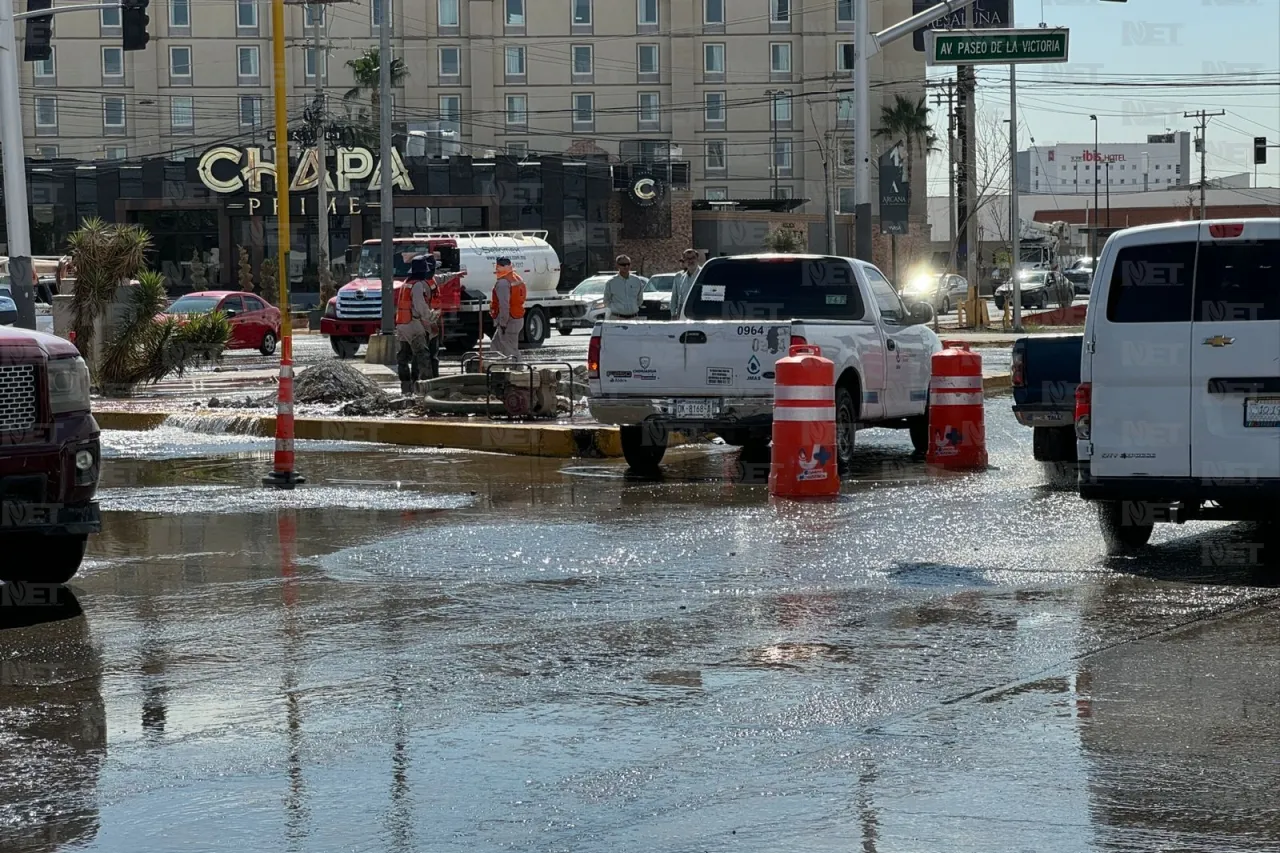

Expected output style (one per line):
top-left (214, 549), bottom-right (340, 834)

top-left (925, 28), bottom-right (1069, 66)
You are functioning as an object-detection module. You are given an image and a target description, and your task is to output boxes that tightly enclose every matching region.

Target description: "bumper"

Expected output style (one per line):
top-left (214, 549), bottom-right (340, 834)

top-left (1079, 469), bottom-right (1280, 504)
top-left (1012, 404), bottom-right (1074, 429)
top-left (319, 317), bottom-right (375, 339)
top-left (589, 396), bottom-right (776, 429)
top-left (0, 499), bottom-right (100, 535)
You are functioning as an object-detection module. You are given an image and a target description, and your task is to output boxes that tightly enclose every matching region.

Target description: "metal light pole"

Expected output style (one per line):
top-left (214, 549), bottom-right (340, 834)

top-left (769, 90), bottom-right (780, 199)
top-left (1090, 114), bottom-right (1098, 259)
top-left (312, 4), bottom-right (329, 284)
top-left (1105, 160), bottom-right (1111, 229)
top-left (0, 0), bottom-right (36, 329)
top-left (365, 0), bottom-right (396, 363)
top-left (1008, 0), bottom-right (1020, 331)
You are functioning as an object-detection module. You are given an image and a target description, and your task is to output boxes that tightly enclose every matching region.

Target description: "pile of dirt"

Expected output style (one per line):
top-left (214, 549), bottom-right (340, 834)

top-left (208, 394), bottom-right (274, 409)
top-left (339, 394), bottom-right (420, 417)
top-left (294, 359), bottom-right (386, 404)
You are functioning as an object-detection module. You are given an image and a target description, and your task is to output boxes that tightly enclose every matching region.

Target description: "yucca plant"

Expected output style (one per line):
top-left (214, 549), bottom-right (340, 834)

top-left (763, 225), bottom-right (805, 254)
top-left (66, 217), bottom-right (152, 361)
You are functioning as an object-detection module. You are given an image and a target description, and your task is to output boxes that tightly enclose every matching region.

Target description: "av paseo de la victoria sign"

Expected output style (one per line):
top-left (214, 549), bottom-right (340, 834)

top-left (195, 144), bottom-right (415, 215)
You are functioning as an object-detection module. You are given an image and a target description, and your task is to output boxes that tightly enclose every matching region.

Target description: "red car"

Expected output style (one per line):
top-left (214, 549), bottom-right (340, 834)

top-left (164, 290), bottom-right (281, 355)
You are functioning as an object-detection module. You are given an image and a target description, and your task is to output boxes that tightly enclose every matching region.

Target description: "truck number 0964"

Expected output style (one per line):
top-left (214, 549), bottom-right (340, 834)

top-left (736, 325), bottom-right (766, 336)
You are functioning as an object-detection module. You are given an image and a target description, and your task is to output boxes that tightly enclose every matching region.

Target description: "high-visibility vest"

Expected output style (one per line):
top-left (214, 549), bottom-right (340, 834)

top-left (490, 273), bottom-right (527, 320)
top-left (395, 279), bottom-right (436, 325)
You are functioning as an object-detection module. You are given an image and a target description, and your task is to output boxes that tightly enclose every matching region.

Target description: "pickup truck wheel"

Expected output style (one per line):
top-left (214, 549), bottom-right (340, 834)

top-left (1033, 426), bottom-right (1077, 462)
top-left (330, 337), bottom-right (360, 359)
top-left (994, 295), bottom-right (1006, 311)
top-left (558, 324), bottom-right (574, 336)
top-left (0, 534), bottom-right (86, 584)
top-left (1098, 500), bottom-right (1154, 556)
top-left (521, 308), bottom-right (548, 348)
top-left (909, 414), bottom-right (929, 455)
top-left (835, 384), bottom-right (859, 474)
top-left (620, 422), bottom-right (667, 476)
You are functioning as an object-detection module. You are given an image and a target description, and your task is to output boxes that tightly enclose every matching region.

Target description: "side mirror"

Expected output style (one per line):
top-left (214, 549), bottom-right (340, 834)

top-left (907, 301), bottom-right (934, 325)
top-left (223, 309), bottom-right (238, 318)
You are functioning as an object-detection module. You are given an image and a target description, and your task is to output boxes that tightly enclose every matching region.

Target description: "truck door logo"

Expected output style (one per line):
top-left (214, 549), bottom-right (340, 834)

top-left (639, 356), bottom-right (651, 369)
top-left (1203, 335), bottom-right (1235, 347)
top-left (747, 355), bottom-right (761, 377)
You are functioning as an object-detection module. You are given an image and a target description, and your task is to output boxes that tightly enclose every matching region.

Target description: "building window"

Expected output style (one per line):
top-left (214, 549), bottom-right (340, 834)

top-left (771, 91), bottom-right (792, 124)
top-left (305, 47), bottom-right (325, 78)
top-left (103, 95), bottom-right (126, 129)
top-left (34, 96), bottom-right (57, 127)
top-left (572, 93), bottom-right (594, 126)
top-left (100, 5), bottom-right (120, 26)
top-left (771, 0), bottom-right (789, 23)
top-left (638, 0), bottom-right (657, 25)
top-left (637, 92), bottom-right (659, 126)
top-left (170, 0), bottom-right (190, 27)
top-left (102, 46), bottom-right (124, 78)
top-left (505, 46), bottom-right (526, 76)
top-left (439, 94), bottom-right (461, 124)
top-left (439, 46), bottom-right (461, 77)
top-left (372, 0), bottom-right (390, 28)
top-left (239, 95), bottom-right (262, 126)
top-left (838, 186), bottom-right (855, 212)
top-left (36, 145), bottom-right (59, 159)
top-left (238, 46), bottom-right (259, 78)
top-left (506, 141), bottom-right (529, 157)
top-left (304, 3), bottom-right (324, 26)
top-left (170, 46), bottom-right (192, 78)
top-left (704, 43), bottom-right (725, 74)
top-left (506, 0), bottom-right (524, 26)
top-left (838, 43), bottom-right (854, 72)
top-left (104, 146), bottom-right (127, 161)
top-left (706, 140), bottom-right (727, 173)
top-left (704, 0), bottom-right (724, 24)
top-left (33, 48), bottom-right (55, 78)
top-left (705, 92), bottom-right (725, 123)
top-left (236, 0), bottom-right (256, 28)
top-left (572, 0), bottom-right (591, 25)
top-left (637, 44), bottom-right (658, 75)
top-left (772, 139), bottom-right (793, 175)
top-left (437, 0), bottom-right (458, 26)
top-left (569, 44), bottom-right (592, 76)
top-left (506, 94), bottom-right (527, 126)
top-left (838, 0), bottom-right (853, 22)
top-left (705, 187), bottom-right (728, 200)
top-left (171, 96), bottom-right (194, 129)
top-left (770, 42), bottom-right (792, 74)
top-left (772, 186), bottom-right (793, 200)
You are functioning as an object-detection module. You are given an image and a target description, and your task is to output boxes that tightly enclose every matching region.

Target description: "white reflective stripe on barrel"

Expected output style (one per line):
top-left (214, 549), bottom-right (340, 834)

top-left (774, 385), bottom-right (836, 401)
top-left (930, 391), bottom-right (984, 407)
top-left (930, 375), bottom-right (983, 391)
top-left (774, 406), bottom-right (837, 422)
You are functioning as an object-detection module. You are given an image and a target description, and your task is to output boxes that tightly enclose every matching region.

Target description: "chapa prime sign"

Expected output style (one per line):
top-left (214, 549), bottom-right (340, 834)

top-left (196, 145), bottom-right (414, 195)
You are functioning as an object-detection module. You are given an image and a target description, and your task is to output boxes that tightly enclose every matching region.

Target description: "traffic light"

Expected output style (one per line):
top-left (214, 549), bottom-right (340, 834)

top-left (122, 0), bottom-right (150, 51)
top-left (1256, 137), bottom-right (1268, 166)
top-left (23, 0), bottom-right (53, 63)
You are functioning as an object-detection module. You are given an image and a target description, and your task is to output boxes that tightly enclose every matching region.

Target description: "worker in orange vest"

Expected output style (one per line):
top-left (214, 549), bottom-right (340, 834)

top-left (489, 257), bottom-right (526, 359)
top-left (395, 255), bottom-right (441, 392)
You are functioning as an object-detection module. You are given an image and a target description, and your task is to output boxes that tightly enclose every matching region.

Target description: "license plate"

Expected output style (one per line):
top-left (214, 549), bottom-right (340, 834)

top-left (1244, 397), bottom-right (1280, 428)
top-left (673, 398), bottom-right (716, 419)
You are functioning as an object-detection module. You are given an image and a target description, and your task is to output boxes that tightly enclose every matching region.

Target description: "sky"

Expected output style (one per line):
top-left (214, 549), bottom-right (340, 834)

top-left (922, 0), bottom-right (1280, 195)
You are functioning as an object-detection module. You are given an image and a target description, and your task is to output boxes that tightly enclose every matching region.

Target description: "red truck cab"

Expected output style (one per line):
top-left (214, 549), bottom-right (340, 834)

top-left (0, 325), bottom-right (101, 584)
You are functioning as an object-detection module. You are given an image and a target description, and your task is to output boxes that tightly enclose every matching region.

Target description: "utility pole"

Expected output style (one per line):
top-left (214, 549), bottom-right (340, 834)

top-left (311, 3), bottom-right (329, 288)
top-left (933, 80), bottom-right (957, 273)
top-left (1008, 0), bottom-right (1021, 331)
top-left (1185, 109), bottom-right (1224, 220)
top-left (1089, 114), bottom-right (1098, 260)
top-left (823, 132), bottom-right (836, 254)
top-left (1, 0), bottom-right (36, 329)
top-left (958, 64), bottom-right (977, 311)
top-left (769, 90), bottom-right (780, 199)
top-left (367, 0), bottom-right (395, 361)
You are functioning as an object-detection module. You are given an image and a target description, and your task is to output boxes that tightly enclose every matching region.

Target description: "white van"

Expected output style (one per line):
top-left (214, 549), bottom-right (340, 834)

top-left (1076, 218), bottom-right (1280, 554)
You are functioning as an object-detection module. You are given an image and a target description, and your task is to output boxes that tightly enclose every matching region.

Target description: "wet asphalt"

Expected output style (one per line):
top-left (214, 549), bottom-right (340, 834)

top-left (3, 399), bottom-right (1279, 852)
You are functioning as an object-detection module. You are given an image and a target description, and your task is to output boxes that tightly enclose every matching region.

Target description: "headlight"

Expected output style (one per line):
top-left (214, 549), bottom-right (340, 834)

top-left (324, 298), bottom-right (337, 318)
top-left (48, 356), bottom-right (91, 414)
top-left (591, 298), bottom-right (605, 309)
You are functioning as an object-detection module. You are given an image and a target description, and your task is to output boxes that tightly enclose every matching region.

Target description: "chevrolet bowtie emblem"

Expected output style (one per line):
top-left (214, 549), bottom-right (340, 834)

top-left (1203, 335), bottom-right (1235, 347)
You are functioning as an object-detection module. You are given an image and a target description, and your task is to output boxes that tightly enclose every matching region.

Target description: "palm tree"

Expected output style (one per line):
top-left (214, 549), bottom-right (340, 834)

top-left (874, 95), bottom-right (939, 220)
top-left (343, 48), bottom-right (407, 121)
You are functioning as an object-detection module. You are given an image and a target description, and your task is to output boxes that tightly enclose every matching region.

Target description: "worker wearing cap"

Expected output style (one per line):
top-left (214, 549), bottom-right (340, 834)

top-left (395, 255), bottom-right (441, 392)
top-left (669, 249), bottom-right (701, 319)
top-left (603, 255), bottom-right (644, 320)
top-left (489, 256), bottom-right (526, 359)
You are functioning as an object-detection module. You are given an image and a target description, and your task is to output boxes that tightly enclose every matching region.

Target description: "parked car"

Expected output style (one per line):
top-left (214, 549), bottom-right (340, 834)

top-left (1011, 333), bottom-right (1082, 464)
top-left (945, 274), bottom-right (971, 301)
top-left (994, 270), bottom-right (1072, 311)
top-left (589, 254), bottom-right (940, 475)
top-left (163, 290), bottom-right (281, 355)
top-left (1077, 217), bottom-right (1280, 555)
top-left (0, 279), bottom-right (56, 333)
top-left (557, 273), bottom-right (649, 334)
top-left (902, 272), bottom-right (954, 315)
top-left (1064, 257), bottom-right (1095, 294)
top-left (0, 324), bottom-right (101, 584)
top-left (640, 273), bottom-right (677, 320)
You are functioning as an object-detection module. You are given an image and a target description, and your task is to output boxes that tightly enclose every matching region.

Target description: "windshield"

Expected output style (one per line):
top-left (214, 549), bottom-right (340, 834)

top-left (684, 258), bottom-right (866, 321)
top-left (358, 243), bottom-right (434, 278)
top-left (168, 296), bottom-right (220, 314)
top-left (1020, 272), bottom-right (1049, 284)
top-left (646, 274), bottom-right (677, 293)
top-left (572, 279), bottom-right (609, 297)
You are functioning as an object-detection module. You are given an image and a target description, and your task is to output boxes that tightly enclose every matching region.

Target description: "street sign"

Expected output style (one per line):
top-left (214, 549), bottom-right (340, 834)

top-left (878, 144), bottom-right (909, 236)
top-left (912, 0), bottom-right (1009, 52)
top-left (926, 28), bottom-right (1070, 66)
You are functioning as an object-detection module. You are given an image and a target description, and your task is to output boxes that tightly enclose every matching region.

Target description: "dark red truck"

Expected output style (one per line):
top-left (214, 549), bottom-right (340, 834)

top-left (0, 325), bottom-right (101, 584)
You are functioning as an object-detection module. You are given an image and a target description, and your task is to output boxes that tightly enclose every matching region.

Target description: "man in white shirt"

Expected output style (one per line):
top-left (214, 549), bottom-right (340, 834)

top-left (602, 255), bottom-right (645, 320)
top-left (669, 249), bottom-right (701, 319)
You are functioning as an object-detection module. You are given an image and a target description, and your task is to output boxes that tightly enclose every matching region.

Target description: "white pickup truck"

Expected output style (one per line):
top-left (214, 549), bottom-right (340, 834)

top-left (588, 254), bottom-right (943, 474)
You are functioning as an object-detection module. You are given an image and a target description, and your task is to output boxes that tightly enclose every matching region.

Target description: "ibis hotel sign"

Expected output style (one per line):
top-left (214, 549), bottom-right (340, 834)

top-left (196, 145), bottom-right (414, 195)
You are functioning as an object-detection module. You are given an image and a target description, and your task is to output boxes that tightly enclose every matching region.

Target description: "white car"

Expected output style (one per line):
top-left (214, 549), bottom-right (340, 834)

top-left (1076, 217), bottom-right (1280, 554)
top-left (589, 254), bottom-right (941, 475)
top-left (557, 272), bottom-right (648, 334)
top-left (0, 281), bottom-right (55, 334)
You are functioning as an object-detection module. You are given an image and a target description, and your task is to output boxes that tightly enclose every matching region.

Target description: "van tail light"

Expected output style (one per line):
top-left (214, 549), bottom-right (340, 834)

top-left (1208, 223), bottom-right (1244, 239)
top-left (789, 334), bottom-right (808, 348)
top-left (588, 331), bottom-right (601, 379)
top-left (1075, 382), bottom-right (1092, 440)
top-left (1012, 347), bottom-right (1026, 387)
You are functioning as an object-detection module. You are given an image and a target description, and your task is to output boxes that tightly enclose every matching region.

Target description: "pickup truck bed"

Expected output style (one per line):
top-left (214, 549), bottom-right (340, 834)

top-left (1011, 334), bottom-right (1082, 462)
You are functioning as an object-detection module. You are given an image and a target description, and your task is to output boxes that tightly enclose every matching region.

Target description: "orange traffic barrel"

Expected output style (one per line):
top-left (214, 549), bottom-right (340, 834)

top-left (925, 341), bottom-right (987, 469)
top-left (769, 344), bottom-right (840, 498)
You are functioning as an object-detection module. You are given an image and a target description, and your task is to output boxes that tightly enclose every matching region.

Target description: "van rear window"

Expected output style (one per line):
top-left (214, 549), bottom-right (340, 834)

top-left (1105, 242), bottom-right (1196, 323)
top-left (1194, 239), bottom-right (1280, 322)
top-left (684, 259), bottom-right (865, 321)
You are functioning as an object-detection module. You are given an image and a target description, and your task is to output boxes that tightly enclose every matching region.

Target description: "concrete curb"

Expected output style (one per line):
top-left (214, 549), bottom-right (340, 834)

top-left (95, 373), bottom-right (1014, 456)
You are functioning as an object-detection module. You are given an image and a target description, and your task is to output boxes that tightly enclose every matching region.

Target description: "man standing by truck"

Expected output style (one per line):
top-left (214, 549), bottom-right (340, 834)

top-left (603, 255), bottom-right (644, 320)
top-left (489, 257), bottom-right (526, 359)
top-left (669, 249), bottom-right (701, 319)
top-left (395, 255), bottom-right (440, 392)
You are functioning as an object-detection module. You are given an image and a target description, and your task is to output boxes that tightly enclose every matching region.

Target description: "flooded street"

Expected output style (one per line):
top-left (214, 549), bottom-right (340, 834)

top-left (4, 400), bottom-right (1278, 852)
